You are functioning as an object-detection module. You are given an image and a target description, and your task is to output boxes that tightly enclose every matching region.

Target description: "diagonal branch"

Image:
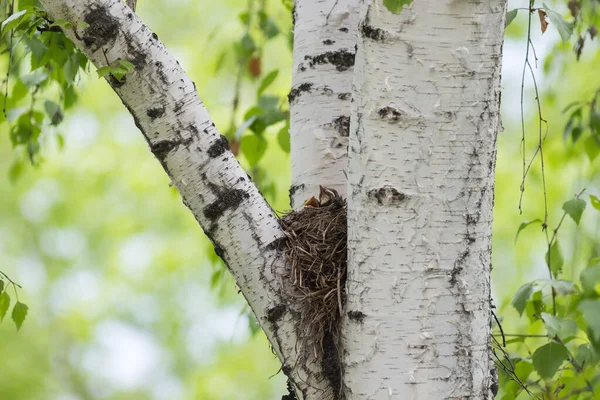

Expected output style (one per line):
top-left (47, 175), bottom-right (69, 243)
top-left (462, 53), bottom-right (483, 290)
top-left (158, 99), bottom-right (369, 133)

top-left (38, 0), bottom-right (331, 398)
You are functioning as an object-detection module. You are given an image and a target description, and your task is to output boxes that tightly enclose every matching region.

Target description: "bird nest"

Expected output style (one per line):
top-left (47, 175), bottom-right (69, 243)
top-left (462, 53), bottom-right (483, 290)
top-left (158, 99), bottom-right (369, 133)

top-left (279, 186), bottom-right (347, 394)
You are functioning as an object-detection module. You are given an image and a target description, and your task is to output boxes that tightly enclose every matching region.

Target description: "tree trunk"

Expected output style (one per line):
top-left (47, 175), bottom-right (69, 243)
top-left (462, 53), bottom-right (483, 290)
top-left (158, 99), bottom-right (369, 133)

top-left (343, 1), bottom-right (506, 398)
top-left (289, 0), bottom-right (360, 206)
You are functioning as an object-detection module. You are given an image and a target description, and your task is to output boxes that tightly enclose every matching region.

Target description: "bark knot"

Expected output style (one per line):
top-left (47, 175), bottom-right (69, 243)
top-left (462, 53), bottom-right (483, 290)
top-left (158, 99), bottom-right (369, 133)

top-left (367, 186), bottom-right (406, 206)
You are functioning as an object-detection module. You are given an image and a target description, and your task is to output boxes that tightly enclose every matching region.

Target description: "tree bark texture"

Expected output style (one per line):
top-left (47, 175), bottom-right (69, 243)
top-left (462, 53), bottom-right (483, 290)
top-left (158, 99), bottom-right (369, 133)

top-left (289, 0), bottom-right (360, 207)
top-left (38, 0), bottom-right (324, 398)
top-left (343, 1), bottom-right (506, 398)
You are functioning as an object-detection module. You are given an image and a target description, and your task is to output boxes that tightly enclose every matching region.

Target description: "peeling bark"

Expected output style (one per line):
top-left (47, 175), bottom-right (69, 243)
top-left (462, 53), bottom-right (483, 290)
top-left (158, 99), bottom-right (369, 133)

top-left (343, 1), bottom-right (506, 398)
top-left (38, 0), bottom-right (322, 398)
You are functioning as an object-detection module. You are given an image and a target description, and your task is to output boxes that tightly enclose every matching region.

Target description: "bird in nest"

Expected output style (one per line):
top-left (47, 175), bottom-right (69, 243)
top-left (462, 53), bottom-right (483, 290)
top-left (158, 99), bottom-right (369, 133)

top-left (303, 186), bottom-right (342, 208)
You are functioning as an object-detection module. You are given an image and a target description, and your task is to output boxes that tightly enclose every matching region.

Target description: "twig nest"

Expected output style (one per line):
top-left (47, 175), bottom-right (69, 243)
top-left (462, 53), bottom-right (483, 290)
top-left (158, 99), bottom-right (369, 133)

top-left (279, 186), bottom-right (347, 395)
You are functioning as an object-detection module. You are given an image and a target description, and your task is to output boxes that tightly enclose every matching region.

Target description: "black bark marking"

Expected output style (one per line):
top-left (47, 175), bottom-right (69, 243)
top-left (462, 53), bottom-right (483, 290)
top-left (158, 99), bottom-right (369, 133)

top-left (347, 310), bottom-right (366, 323)
top-left (173, 100), bottom-right (185, 114)
top-left (149, 136), bottom-right (193, 159)
top-left (323, 39), bottom-right (335, 45)
top-left (362, 24), bottom-right (388, 41)
top-left (450, 250), bottom-right (469, 285)
top-left (367, 186), bottom-right (406, 205)
top-left (281, 379), bottom-right (298, 400)
top-left (378, 106), bottom-right (402, 122)
top-left (207, 135), bottom-right (230, 158)
top-left (339, 27), bottom-right (348, 32)
top-left (321, 330), bottom-right (342, 399)
top-left (82, 5), bottom-right (119, 50)
top-left (203, 188), bottom-right (250, 222)
top-left (151, 32), bottom-right (158, 40)
top-left (146, 105), bottom-right (165, 120)
top-left (333, 116), bottom-right (350, 137)
top-left (304, 50), bottom-right (355, 72)
top-left (212, 240), bottom-right (225, 259)
top-left (288, 83), bottom-right (313, 104)
top-left (338, 92), bottom-right (351, 100)
top-left (124, 39), bottom-right (147, 70)
top-left (154, 61), bottom-right (169, 85)
top-left (267, 304), bottom-right (287, 323)
top-left (266, 236), bottom-right (287, 252)
top-left (288, 183), bottom-right (305, 204)
top-left (188, 124), bottom-right (199, 135)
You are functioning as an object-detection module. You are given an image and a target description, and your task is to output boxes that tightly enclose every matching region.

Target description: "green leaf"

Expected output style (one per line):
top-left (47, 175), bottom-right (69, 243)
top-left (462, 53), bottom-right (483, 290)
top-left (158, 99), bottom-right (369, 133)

top-left (48, 19), bottom-right (73, 29)
top-left (63, 56), bottom-right (78, 84)
top-left (44, 100), bottom-right (63, 126)
top-left (0, 291), bottom-right (11, 321)
top-left (548, 279), bottom-right (577, 295)
top-left (96, 66), bottom-right (113, 78)
top-left (11, 301), bottom-right (28, 330)
top-left (575, 343), bottom-right (599, 367)
top-left (7, 107), bottom-right (27, 122)
top-left (0, 280), bottom-right (4, 294)
top-left (21, 69), bottom-right (49, 87)
top-left (11, 79), bottom-right (28, 103)
top-left (584, 135), bottom-right (600, 161)
top-left (505, 9), bottom-right (518, 28)
top-left (562, 197), bottom-right (586, 225)
top-left (257, 70), bottom-right (279, 96)
top-left (581, 266), bottom-right (600, 297)
top-left (240, 135), bottom-right (267, 167)
top-left (277, 124), bottom-right (290, 153)
top-left (591, 109), bottom-right (600, 135)
top-left (63, 85), bottom-right (77, 109)
top-left (382, 0), bottom-right (412, 14)
top-left (590, 195), bottom-right (600, 210)
top-left (532, 342), bottom-right (569, 379)
top-left (546, 241), bottom-right (564, 278)
top-left (240, 33), bottom-right (256, 56)
top-left (543, 3), bottom-right (574, 43)
top-left (541, 312), bottom-right (562, 337)
top-left (1, 10), bottom-right (29, 35)
top-left (110, 67), bottom-right (129, 81)
top-left (512, 282), bottom-right (534, 316)
top-left (118, 59), bottom-right (135, 71)
top-left (25, 36), bottom-right (48, 69)
top-left (258, 12), bottom-right (280, 39)
top-left (515, 219), bottom-right (542, 242)
top-left (579, 299), bottom-right (600, 342)
top-left (570, 124), bottom-right (584, 142)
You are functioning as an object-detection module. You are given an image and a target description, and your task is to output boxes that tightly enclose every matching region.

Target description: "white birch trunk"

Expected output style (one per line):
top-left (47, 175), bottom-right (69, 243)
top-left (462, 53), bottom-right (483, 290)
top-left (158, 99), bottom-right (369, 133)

top-left (37, 0), bottom-right (324, 397)
top-left (343, 1), bottom-right (506, 398)
top-left (289, 0), bottom-right (360, 207)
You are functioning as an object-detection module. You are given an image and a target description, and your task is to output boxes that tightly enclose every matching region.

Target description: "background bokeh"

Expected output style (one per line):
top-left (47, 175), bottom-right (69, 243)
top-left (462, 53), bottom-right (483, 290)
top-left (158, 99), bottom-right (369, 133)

top-left (0, 0), bottom-right (599, 399)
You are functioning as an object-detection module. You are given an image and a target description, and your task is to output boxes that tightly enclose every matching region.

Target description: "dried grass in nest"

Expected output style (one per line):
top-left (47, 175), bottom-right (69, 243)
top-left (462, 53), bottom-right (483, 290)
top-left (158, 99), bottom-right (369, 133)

top-left (279, 187), bottom-right (347, 372)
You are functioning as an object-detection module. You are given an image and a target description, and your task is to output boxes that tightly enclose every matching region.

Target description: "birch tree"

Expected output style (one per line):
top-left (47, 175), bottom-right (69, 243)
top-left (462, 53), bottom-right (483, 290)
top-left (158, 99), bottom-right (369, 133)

top-left (3, 0), bottom-right (508, 398)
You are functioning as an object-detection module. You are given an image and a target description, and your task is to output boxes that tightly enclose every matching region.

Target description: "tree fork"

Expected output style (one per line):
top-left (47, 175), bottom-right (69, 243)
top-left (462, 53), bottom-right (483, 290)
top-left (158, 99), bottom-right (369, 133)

top-left (38, 0), bottom-right (332, 397)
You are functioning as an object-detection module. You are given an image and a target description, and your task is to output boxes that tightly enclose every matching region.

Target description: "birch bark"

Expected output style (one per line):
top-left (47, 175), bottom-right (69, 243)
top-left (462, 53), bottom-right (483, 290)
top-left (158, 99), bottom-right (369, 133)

top-left (343, 1), bottom-right (506, 398)
top-left (289, 0), bottom-right (360, 207)
top-left (37, 0), bottom-right (323, 397)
